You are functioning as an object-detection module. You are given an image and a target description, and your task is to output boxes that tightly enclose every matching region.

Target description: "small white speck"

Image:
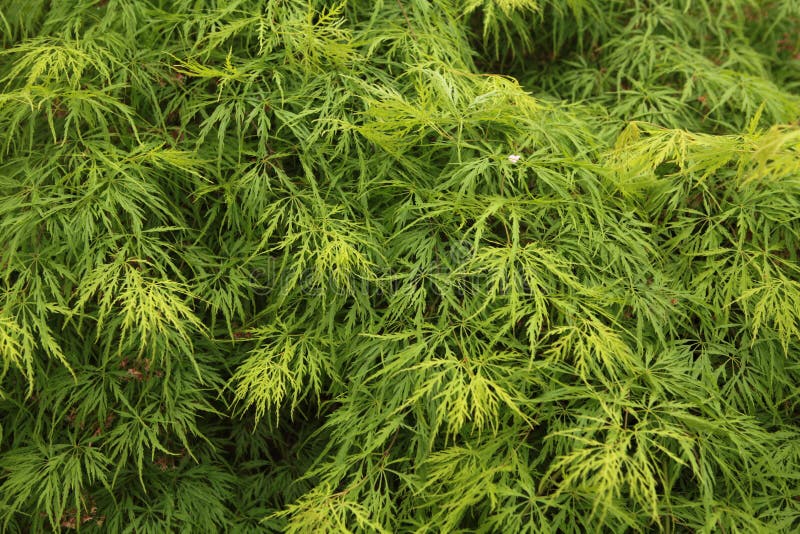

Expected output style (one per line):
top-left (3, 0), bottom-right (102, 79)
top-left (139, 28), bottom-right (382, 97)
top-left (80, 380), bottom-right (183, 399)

top-left (507, 154), bottom-right (521, 164)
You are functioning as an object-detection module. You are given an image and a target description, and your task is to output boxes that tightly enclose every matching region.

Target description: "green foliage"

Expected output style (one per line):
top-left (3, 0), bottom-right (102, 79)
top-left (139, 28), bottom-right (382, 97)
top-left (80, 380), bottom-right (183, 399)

top-left (0, 0), bottom-right (799, 531)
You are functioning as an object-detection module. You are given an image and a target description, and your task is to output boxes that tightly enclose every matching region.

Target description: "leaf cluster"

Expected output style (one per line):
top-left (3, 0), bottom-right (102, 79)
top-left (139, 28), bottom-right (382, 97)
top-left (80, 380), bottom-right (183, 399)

top-left (0, 0), bottom-right (799, 532)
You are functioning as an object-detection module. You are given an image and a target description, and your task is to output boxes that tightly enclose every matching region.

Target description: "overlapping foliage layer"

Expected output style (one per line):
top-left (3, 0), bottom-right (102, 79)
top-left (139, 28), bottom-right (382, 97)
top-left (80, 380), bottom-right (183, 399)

top-left (1, 0), bottom-right (799, 532)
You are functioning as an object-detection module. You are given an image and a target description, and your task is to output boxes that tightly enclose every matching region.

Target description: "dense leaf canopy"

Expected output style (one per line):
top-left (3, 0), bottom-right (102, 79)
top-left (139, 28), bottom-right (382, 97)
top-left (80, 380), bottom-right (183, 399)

top-left (1, 0), bottom-right (799, 532)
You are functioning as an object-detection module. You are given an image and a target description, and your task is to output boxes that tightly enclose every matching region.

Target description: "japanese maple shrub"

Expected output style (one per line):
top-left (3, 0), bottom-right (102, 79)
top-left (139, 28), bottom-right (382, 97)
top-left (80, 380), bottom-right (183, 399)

top-left (1, 0), bottom-right (799, 532)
